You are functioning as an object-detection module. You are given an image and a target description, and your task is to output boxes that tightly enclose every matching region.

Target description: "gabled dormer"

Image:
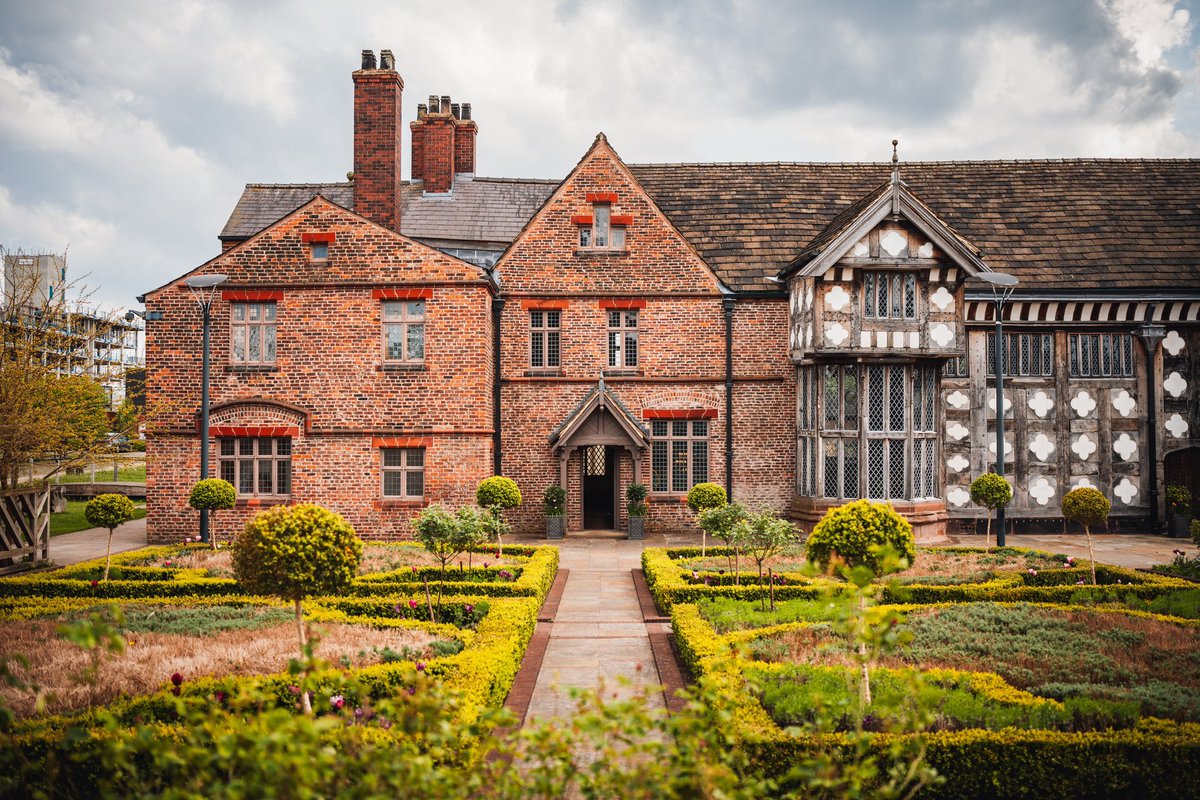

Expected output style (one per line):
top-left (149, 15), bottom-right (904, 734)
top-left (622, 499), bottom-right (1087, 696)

top-left (782, 147), bottom-right (989, 362)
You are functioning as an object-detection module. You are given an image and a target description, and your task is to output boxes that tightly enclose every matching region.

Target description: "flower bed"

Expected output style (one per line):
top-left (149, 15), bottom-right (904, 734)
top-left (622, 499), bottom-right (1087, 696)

top-left (672, 600), bottom-right (1200, 797)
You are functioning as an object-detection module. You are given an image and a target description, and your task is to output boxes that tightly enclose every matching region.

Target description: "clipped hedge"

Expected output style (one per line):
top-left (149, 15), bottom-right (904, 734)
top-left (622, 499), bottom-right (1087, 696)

top-left (673, 600), bottom-right (1200, 798)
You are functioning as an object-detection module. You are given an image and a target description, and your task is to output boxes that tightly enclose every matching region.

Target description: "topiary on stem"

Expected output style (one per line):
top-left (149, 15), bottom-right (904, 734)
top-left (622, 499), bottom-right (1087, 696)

top-left (476, 476), bottom-right (521, 555)
top-left (187, 478), bottom-right (237, 548)
top-left (542, 484), bottom-right (566, 516)
top-left (84, 493), bottom-right (136, 582)
top-left (1062, 486), bottom-right (1110, 585)
top-left (626, 483), bottom-right (648, 519)
top-left (698, 502), bottom-right (749, 583)
top-left (686, 482), bottom-right (727, 556)
top-left (969, 472), bottom-right (1013, 548)
top-left (231, 503), bottom-right (363, 714)
top-left (735, 510), bottom-right (798, 609)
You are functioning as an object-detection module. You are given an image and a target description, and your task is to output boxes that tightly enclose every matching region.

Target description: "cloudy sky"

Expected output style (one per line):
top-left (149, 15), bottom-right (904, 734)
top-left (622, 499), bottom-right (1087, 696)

top-left (1, 0), bottom-right (1197, 311)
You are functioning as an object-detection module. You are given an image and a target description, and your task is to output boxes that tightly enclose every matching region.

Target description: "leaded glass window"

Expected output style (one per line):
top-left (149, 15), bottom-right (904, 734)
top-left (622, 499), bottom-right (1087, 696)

top-left (649, 419), bottom-right (708, 494)
top-left (863, 272), bottom-right (917, 320)
top-left (219, 437), bottom-right (290, 498)
top-left (382, 448), bottom-right (424, 499)
top-left (987, 332), bottom-right (1053, 377)
top-left (383, 301), bottom-right (425, 364)
top-left (1068, 333), bottom-right (1135, 377)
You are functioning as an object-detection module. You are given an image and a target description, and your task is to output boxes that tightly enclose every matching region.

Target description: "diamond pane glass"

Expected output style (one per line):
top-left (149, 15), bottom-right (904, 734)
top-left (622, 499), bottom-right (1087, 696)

top-left (868, 366), bottom-right (884, 432)
top-left (904, 273), bottom-right (916, 318)
top-left (889, 367), bottom-right (906, 432)
top-left (864, 273), bottom-right (875, 317)
top-left (867, 440), bottom-right (885, 498)
top-left (844, 368), bottom-right (858, 428)
top-left (824, 440), bottom-right (839, 498)
top-left (824, 365), bottom-right (839, 426)
top-left (889, 439), bottom-right (906, 498)
top-left (843, 441), bottom-right (859, 498)
top-left (585, 445), bottom-right (606, 476)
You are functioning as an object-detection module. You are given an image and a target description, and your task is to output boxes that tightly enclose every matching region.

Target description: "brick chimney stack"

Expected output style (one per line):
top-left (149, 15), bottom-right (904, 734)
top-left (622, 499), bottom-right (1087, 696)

top-left (410, 93), bottom-right (477, 194)
top-left (352, 49), bottom-right (403, 230)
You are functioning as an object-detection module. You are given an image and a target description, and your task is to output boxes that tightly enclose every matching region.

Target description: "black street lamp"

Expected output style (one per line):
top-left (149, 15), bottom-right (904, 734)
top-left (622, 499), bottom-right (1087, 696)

top-left (184, 274), bottom-right (227, 544)
top-left (1135, 304), bottom-right (1166, 535)
top-left (980, 272), bottom-right (1019, 547)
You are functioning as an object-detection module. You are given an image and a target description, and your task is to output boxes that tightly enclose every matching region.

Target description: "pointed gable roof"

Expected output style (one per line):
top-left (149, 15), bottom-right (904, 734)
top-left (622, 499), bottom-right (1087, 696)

top-left (549, 375), bottom-right (649, 450)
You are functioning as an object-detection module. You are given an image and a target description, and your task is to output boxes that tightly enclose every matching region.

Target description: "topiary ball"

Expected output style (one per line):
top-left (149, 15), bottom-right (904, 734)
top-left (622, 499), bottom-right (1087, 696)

top-left (188, 478), bottom-right (237, 511)
top-left (805, 499), bottom-right (916, 577)
top-left (476, 476), bottom-right (522, 510)
top-left (84, 493), bottom-right (136, 531)
top-left (232, 503), bottom-right (363, 601)
top-left (1062, 487), bottom-right (1111, 529)
top-left (686, 482), bottom-right (727, 514)
top-left (969, 473), bottom-right (1012, 511)
top-left (542, 484), bottom-right (566, 515)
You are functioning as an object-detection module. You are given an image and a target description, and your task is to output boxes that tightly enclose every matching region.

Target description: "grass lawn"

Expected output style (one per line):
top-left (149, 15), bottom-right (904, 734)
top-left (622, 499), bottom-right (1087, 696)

top-left (50, 500), bottom-right (147, 536)
top-left (55, 465), bottom-right (146, 483)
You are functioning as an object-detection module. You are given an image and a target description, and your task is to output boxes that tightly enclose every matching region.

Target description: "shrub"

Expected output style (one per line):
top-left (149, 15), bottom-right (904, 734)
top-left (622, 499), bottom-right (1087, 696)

top-left (231, 503), bottom-right (363, 713)
top-left (476, 476), bottom-right (522, 511)
top-left (1191, 519), bottom-right (1200, 550)
top-left (1166, 485), bottom-right (1192, 515)
top-left (806, 499), bottom-right (916, 577)
top-left (188, 478), bottom-right (237, 548)
top-left (686, 482), bottom-right (727, 514)
top-left (1063, 487), bottom-right (1111, 585)
top-left (626, 483), bottom-right (648, 519)
top-left (969, 473), bottom-right (1013, 547)
top-left (542, 484), bottom-right (566, 516)
top-left (84, 493), bottom-right (136, 582)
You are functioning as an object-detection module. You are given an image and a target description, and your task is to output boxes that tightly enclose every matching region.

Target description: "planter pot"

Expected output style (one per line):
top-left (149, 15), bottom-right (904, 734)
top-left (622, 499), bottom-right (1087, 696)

top-left (627, 516), bottom-right (645, 540)
top-left (545, 515), bottom-right (565, 540)
top-left (1171, 513), bottom-right (1192, 539)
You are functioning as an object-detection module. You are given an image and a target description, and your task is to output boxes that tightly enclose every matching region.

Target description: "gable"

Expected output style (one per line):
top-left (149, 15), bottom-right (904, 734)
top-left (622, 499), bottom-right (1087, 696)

top-left (496, 135), bottom-right (725, 295)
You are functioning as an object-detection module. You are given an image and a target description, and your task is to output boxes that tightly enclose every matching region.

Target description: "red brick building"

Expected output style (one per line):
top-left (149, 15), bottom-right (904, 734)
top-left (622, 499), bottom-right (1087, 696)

top-left (142, 50), bottom-right (1200, 543)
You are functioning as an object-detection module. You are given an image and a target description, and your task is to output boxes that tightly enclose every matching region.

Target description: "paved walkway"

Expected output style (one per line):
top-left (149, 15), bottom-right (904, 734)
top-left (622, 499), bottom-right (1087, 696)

top-left (47, 518), bottom-right (148, 567)
top-left (944, 532), bottom-right (1194, 570)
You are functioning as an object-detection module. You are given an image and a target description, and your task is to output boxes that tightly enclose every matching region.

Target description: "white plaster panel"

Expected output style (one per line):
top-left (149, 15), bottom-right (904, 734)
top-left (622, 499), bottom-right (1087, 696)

top-left (946, 454), bottom-right (969, 473)
top-left (1028, 432), bottom-right (1055, 462)
top-left (1070, 391), bottom-right (1097, 418)
top-left (947, 486), bottom-right (970, 507)
top-left (1111, 389), bottom-right (1136, 418)
top-left (1029, 477), bottom-right (1055, 506)
top-left (1164, 371), bottom-right (1187, 398)
top-left (946, 420), bottom-right (970, 441)
top-left (1113, 477), bottom-right (1139, 505)
top-left (1163, 329), bottom-right (1185, 356)
top-left (946, 390), bottom-right (969, 410)
top-left (1166, 413), bottom-right (1189, 438)
top-left (825, 322), bottom-right (849, 347)
top-left (825, 284), bottom-right (851, 312)
top-left (929, 286), bottom-right (954, 312)
top-left (1112, 433), bottom-right (1137, 461)
top-left (1028, 390), bottom-right (1054, 418)
top-left (1071, 434), bottom-right (1097, 460)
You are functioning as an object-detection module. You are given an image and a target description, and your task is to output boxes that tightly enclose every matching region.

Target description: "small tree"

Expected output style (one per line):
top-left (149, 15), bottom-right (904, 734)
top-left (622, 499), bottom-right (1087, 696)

top-left (231, 503), bottom-right (363, 714)
top-left (735, 510), bottom-right (798, 609)
top-left (414, 504), bottom-right (481, 606)
top-left (1062, 487), bottom-right (1110, 585)
top-left (84, 493), bottom-right (136, 581)
top-left (806, 500), bottom-right (916, 707)
top-left (969, 473), bottom-right (1013, 548)
top-left (187, 478), bottom-right (237, 548)
top-left (626, 483), bottom-right (648, 518)
top-left (686, 482), bottom-right (727, 556)
top-left (698, 502), bottom-right (749, 583)
top-left (476, 476), bottom-right (521, 555)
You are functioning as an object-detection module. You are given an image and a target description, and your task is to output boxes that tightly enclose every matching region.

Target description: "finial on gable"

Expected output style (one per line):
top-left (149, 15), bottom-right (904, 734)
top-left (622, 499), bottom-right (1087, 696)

top-left (595, 132), bottom-right (608, 145)
top-left (890, 138), bottom-right (901, 217)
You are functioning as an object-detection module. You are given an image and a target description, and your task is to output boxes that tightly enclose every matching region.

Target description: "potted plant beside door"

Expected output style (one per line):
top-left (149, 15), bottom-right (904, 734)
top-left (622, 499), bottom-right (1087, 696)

top-left (543, 484), bottom-right (566, 540)
top-left (626, 483), bottom-right (648, 540)
top-left (1167, 486), bottom-right (1192, 538)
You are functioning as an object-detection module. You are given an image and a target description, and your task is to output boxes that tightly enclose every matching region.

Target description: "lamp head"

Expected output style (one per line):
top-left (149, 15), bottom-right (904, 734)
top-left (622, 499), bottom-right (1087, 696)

top-left (184, 274), bottom-right (228, 290)
top-left (977, 272), bottom-right (1018, 288)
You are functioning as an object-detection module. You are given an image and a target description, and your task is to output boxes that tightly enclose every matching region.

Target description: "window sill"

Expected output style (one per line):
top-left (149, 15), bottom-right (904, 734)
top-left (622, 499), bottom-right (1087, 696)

top-left (648, 494), bottom-right (688, 505)
top-left (377, 363), bottom-right (426, 373)
top-left (377, 499), bottom-right (426, 509)
top-left (226, 364), bottom-right (279, 373)
top-left (603, 368), bottom-right (643, 378)
top-left (574, 248), bottom-right (629, 256)
top-left (525, 368), bottom-right (563, 377)
top-left (235, 498), bottom-right (289, 508)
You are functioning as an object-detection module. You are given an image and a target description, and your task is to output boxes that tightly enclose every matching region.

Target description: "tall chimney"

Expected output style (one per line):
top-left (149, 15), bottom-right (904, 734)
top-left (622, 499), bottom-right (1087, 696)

top-left (410, 93), bottom-right (476, 192)
top-left (352, 49), bottom-right (403, 230)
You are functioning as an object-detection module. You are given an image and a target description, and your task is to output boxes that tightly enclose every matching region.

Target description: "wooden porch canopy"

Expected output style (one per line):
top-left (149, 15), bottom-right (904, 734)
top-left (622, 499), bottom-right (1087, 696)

top-left (547, 376), bottom-right (650, 487)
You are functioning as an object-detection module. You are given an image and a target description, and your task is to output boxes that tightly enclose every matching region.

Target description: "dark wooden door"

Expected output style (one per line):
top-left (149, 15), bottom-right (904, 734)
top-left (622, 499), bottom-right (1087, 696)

top-left (582, 445), bottom-right (616, 529)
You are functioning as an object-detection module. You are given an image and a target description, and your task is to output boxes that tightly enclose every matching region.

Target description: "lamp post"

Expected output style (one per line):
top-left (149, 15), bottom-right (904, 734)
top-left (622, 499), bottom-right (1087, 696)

top-left (979, 272), bottom-right (1019, 547)
top-left (184, 275), bottom-right (227, 544)
top-left (1135, 304), bottom-right (1166, 535)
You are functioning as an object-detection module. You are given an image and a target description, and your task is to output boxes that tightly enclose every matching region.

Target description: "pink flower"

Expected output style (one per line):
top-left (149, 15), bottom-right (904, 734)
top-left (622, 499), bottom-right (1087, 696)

top-left (464, 603), bottom-right (474, 615)
top-left (90, 580), bottom-right (98, 588)
top-left (214, 691), bottom-right (227, 703)
top-left (170, 672), bottom-right (183, 686)
top-left (415, 661), bottom-right (426, 672)
top-left (330, 694), bottom-right (345, 710)
top-left (288, 685), bottom-right (301, 695)
top-left (164, 560), bottom-right (172, 567)
top-left (410, 566), bottom-right (418, 573)
top-left (483, 561), bottom-right (490, 569)
top-left (408, 599), bottom-right (418, 609)
top-left (1028, 569), bottom-right (1038, 576)
top-left (692, 571), bottom-right (699, 580)
top-left (406, 686), bottom-right (416, 696)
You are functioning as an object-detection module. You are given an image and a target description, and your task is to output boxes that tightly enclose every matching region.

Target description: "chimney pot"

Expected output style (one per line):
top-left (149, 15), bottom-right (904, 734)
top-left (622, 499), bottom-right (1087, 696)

top-left (440, 95), bottom-right (451, 112)
top-left (417, 103), bottom-right (427, 118)
top-left (379, 49), bottom-right (395, 70)
top-left (462, 103), bottom-right (471, 120)
top-left (451, 103), bottom-right (461, 119)
top-left (360, 50), bottom-right (376, 70)
top-left (428, 95), bottom-right (438, 112)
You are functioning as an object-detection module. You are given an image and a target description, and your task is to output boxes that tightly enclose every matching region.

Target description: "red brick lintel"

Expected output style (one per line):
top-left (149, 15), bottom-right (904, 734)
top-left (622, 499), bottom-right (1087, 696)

top-left (570, 214), bottom-right (593, 226)
top-left (585, 192), bottom-right (619, 203)
top-left (642, 409), bottom-right (718, 420)
top-left (372, 288), bottom-right (434, 300)
top-left (209, 425), bottom-right (300, 437)
top-left (599, 298), bottom-right (647, 310)
top-left (221, 290), bottom-right (283, 302)
top-left (611, 215), bottom-right (633, 226)
top-left (372, 436), bottom-right (433, 449)
top-left (300, 232), bottom-right (336, 243)
top-left (520, 299), bottom-right (570, 310)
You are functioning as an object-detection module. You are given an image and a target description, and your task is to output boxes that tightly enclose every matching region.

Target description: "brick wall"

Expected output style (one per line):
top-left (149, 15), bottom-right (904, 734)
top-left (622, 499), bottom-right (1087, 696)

top-left (352, 66), bottom-right (403, 230)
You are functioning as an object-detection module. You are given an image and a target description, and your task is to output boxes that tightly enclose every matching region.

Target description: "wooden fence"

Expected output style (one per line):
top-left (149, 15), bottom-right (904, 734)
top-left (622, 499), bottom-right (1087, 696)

top-left (0, 486), bottom-right (50, 574)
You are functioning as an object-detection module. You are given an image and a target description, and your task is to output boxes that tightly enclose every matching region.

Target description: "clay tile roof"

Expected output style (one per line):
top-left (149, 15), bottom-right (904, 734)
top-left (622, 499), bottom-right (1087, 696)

top-left (218, 177), bottom-right (557, 246)
top-left (629, 159), bottom-right (1200, 293)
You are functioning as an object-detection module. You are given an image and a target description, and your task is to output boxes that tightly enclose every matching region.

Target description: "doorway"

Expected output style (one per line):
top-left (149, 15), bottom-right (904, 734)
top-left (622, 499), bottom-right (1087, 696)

top-left (582, 445), bottom-right (616, 529)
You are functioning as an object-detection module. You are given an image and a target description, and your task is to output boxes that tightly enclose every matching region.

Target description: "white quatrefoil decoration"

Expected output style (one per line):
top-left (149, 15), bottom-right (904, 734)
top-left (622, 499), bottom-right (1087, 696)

top-left (1029, 477), bottom-right (1055, 506)
top-left (917, 241), bottom-right (934, 258)
top-left (1028, 433), bottom-right (1055, 462)
top-left (1111, 389), bottom-right (1136, 418)
top-left (946, 454), bottom-right (969, 473)
top-left (806, 286), bottom-right (814, 310)
top-left (1071, 434), bottom-right (1097, 460)
top-left (987, 393), bottom-right (1013, 414)
top-left (946, 390), bottom-right (969, 410)
top-left (880, 230), bottom-right (907, 257)
top-left (930, 286), bottom-right (954, 312)
top-left (1113, 478), bottom-right (1139, 505)
top-left (1112, 433), bottom-right (1137, 461)
top-left (1072, 476), bottom-right (1096, 490)
top-left (987, 438), bottom-right (1015, 460)
top-left (1166, 413), bottom-right (1190, 438)
top-left (946, 421), bottom-right (970, 441)
top-left (825, 322), bottom-right (849, 346)
top-left (805, 324), bottom-right (813, 347)
top-left (1164, 371), bottom-right (1187, 398)
top-left (947, 486), bottom-right (970, 507)
top-left (1163, 330), bottom-right (1185, 357)
top-left (1028, 391), bottom-right (1055, 418)
top-left (852, 239), bottom-right (869, 257)
top-left (930, 323), bottom-right (954, 347)
top-left (1070, 391), bottom-right (1097, 418)
top-left (825, 285), bottom-right (851, 312)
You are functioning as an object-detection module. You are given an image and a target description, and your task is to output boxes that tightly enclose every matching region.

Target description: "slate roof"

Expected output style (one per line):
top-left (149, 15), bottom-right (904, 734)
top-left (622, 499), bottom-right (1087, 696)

top-left (629, 159), bottom-right (1200, 293)
top-left (219, 177), bottom-right (556, 246)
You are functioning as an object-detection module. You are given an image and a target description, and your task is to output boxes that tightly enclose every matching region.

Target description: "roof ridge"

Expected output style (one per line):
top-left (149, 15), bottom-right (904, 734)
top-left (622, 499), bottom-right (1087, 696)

top-left (629, 157), bottom-right (1200, 167)
top-left (244, 181), bottom-right (351, 188)
top-left (471, 175), bottom-right (560, 184)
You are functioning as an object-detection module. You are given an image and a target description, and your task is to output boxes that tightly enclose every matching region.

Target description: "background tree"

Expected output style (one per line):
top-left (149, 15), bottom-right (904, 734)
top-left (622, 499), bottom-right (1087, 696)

top-left (83, 493), bottom-right (136, 581)
top-left (686, 482), bottom-right (727, 556)
top-left (969, 472), bottom-right (1013, 547)
top-left (476, 476), bottom-right (521, 555)
top-left (1062, 487), bottom-right (1110, 585)
top-left (414, 504), bottom-right (481, 607)
top-left (735, 510), bottom-right (798, 608)
top-left (231, 503), bottom-right (363, 714)
top-left (187, 478), bottom-right (237, 548)
top-left (698, 502), bottom-right (748, 583)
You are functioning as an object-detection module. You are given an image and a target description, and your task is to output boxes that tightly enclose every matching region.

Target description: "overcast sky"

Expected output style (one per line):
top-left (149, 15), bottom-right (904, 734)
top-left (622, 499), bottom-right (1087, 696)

top-left (1, 0), bottom-right (1197, 312)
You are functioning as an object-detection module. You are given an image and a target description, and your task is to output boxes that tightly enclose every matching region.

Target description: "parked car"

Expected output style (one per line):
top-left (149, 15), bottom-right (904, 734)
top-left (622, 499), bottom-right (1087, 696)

top-left (104, 433), bottom-right (132, 452)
